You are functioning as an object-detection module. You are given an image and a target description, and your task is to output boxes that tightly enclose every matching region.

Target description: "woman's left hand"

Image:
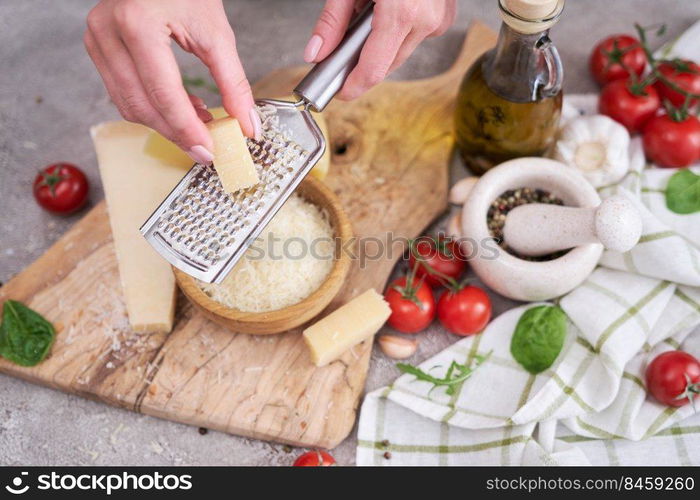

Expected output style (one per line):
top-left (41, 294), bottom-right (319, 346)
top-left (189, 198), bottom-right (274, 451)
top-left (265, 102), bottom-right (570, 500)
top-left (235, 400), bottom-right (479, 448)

top-left (304, 0), bottom-right (457, 100)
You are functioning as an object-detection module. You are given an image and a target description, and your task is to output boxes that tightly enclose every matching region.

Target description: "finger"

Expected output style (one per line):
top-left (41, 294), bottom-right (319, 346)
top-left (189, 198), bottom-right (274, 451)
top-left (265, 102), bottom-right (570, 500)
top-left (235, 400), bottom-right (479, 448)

top-left (354, 0), bottom-right (370, 13)
top-left (388, 30), bottom-right (424, 74)
top-left (188, 94), bottom-right (207, 110)
top-left (85, 28), bottom-right (175, 141)
top-left (119, 25), bottom-right (214, 152)
top-left (337, 8), bottom-right (410, 100)
top-left (84, 30), bottom-right (123, 107)
top-left (430, 0), bottom-right (457, 38)
top-left (191, 22), bottom-right (260, 140)
top-left (190, 94), bottom-right (212, 122)
top-left (304, 0), bottom-right (356, 63)
top-left (195, 107), bottom-right (214, 123)
top-left (88, 32), bottom-right (210, 129)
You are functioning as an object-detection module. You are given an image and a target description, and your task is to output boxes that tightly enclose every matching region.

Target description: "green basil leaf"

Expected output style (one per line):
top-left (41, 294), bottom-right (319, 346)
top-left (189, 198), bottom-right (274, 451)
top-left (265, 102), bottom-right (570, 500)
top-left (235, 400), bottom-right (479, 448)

top-left (510, 305), bottom-right (567, 375)
top-left (0, 300), bottom-right (55, 366)
top-left (666, 169), bottom-right (700, 215)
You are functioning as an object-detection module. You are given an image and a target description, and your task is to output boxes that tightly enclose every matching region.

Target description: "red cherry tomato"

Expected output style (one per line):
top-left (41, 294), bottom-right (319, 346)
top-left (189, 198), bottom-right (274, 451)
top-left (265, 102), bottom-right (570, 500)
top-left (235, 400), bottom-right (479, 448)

top-left (642, 113), bottom-right (700, 168)
top-left (293, 450), bottom-right (336, 466)
top-left (589, 35), bottom-right (646, 86)
top-left (599, 79), bottom-right (660, 133)
top-left (33, 163), bottom-right (89, 215)
top-left (384, 275), bottom-right (436, 334)
top-left (408, 237), bottom-right (466, 287)
top-left (437, 285), bottom-right (492, 336)
top-left (654, 60), bottom-right (700, 108)
top-left (645, 351), bottom-right (700, 407)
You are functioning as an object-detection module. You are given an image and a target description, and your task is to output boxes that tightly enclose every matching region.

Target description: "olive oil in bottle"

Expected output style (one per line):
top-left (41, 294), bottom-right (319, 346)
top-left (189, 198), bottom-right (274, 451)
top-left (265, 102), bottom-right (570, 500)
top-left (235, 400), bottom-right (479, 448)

top-left (455, 0), bottom-right (565, 174)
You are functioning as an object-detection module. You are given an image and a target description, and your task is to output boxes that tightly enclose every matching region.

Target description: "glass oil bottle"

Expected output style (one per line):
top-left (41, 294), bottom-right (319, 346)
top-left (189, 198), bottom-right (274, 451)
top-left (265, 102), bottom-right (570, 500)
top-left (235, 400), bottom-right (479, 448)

top-left (455, 0), bottom-right (565, 174)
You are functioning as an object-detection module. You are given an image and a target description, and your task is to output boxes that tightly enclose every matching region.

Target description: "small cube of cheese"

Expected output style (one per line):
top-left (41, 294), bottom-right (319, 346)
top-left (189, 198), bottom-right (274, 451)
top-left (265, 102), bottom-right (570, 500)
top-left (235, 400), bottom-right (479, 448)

top-left (207, 117), bottom-right (259, 193)
top-left (303, 289), bottom-right (391, 367)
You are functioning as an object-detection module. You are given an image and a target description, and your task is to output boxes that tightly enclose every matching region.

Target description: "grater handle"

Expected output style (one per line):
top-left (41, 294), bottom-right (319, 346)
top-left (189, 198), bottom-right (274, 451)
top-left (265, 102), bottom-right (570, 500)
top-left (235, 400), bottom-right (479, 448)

top-left (293, 2), bottom-right (374, 112)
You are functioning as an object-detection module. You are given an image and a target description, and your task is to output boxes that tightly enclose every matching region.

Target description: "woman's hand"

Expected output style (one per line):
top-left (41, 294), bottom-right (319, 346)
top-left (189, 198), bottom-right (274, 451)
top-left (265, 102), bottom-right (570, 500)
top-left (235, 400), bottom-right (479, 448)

top-left (304, 0), bottom-right (457, 100)
top-left (84, 0), bottom-right (261, 165)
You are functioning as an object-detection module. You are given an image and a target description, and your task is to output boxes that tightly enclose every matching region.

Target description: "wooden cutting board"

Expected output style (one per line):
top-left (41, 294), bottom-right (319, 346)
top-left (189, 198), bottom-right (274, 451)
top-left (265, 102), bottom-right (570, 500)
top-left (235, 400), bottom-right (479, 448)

top-left (0, 23), bottom-right (495, 448)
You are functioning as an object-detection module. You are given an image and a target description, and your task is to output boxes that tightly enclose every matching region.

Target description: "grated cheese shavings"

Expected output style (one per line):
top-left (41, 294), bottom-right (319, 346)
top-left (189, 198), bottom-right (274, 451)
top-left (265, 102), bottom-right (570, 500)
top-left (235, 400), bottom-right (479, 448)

top-left (198, 194), bottom-right (334, 313)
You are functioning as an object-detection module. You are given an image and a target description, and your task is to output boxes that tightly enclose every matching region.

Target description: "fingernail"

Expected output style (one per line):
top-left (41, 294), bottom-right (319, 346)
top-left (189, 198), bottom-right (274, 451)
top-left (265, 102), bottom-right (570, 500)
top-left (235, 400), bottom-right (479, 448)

top-left (188, 145), bottom-right (214, 165)
top-left (196, 107), bottom-right (214, 123)
top-left (249, 108), bottom-right (262, 141)
top-left (195, 102), bottom-right (208, 110)
top-left (303, 34), bottom-right (323, 63)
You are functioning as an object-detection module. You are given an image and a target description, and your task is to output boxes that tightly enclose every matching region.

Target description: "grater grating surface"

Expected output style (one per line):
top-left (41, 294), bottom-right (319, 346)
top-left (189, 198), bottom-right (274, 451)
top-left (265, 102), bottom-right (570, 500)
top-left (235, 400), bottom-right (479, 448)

top-left (140, 99), bottom-right (325, 284)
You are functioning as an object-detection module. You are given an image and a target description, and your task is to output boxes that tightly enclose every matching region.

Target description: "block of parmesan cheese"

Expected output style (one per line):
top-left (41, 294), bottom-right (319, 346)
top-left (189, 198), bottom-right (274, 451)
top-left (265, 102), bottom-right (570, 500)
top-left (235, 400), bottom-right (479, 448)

top-left (142, 131), bottom-right (191, 168)
top-left (91, 121), bottom-right (189, 333)
top-left (207, 117), bottom-right (259, 193)
top-left (303, 289), bottom-right (391, 367)
top-left (309, 111), bottom-right (330, 181)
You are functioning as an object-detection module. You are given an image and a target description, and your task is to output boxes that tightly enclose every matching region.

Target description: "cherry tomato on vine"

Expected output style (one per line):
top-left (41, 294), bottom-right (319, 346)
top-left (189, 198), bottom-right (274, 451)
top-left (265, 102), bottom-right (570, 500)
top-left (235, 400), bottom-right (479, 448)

top-left (645, 351), bottom-right (700, 407)
top-left (33, 163), bottom-right (89, 214)
top-left (293, 450), bottom-right (336, 466)
top-left (654, 60), bottom-right (700, 108)
top-left (437, 285), bottom-right (491, 336)
top-left (384, 275), bottom-right (436, 334)
top-left (643, 113), bottom-right (700, 168)
top-left (408, 237), bottom-right (466, 287)
top-left (589, 35), bottom-right (646, 86)
top-left (599, 79), bottom-right (660, 133)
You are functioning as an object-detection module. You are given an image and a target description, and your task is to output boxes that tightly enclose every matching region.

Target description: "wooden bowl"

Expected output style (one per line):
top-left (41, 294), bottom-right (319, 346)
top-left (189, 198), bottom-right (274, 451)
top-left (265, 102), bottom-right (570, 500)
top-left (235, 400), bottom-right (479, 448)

top-left (174, 176), bottom-right (353, 335)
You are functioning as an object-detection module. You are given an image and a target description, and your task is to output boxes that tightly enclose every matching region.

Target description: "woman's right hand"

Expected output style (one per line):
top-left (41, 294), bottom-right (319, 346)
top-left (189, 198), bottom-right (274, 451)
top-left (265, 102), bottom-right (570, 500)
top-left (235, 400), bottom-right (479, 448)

top-left (84, 0), bottom-right (261, 165)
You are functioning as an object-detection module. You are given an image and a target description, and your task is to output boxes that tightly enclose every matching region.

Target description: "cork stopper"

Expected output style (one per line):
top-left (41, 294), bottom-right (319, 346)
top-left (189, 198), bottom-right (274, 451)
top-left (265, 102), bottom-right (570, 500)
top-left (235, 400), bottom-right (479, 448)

top-left (503, 0), bottom-right (559, 20)
top-left (499, 0), bottom-right (564, 34)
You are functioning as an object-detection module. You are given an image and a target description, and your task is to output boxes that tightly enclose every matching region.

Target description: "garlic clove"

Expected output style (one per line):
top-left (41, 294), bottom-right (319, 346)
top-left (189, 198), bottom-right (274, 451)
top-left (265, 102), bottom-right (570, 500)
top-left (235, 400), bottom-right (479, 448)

top-left (449, 177), bottom-right (478, 205)
top-left (447, 213), bottom-right (462, 240)
top-left (378, 335), bottom-right (418, 359)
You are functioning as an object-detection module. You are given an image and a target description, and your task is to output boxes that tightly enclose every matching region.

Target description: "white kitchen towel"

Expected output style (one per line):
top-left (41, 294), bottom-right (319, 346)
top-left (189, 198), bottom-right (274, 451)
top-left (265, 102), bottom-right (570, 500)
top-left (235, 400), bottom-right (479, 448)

top-left (357, 279), bottom-right (700, 465)
top-left (357, 23), bottom-right (700, 466)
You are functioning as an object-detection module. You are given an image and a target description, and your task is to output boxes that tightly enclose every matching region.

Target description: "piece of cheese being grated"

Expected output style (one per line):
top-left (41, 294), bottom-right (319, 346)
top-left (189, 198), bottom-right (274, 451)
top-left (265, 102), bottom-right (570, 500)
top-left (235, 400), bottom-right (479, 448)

top-left (143, 105), bottom-right (331, 181)
top-left (303, 289), bottom-right (391, 367)
top-left (207, 117), bottom-right (259, 193)
top-left (91, 121), bottom-right (187, 333)
top-left (198, 194), bottom-right (334, 312)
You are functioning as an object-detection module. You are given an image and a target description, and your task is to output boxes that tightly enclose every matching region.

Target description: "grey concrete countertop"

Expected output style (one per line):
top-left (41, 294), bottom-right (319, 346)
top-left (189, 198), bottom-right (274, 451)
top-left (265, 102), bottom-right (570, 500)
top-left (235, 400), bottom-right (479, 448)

top-left (1, 0), bottom-right (699, 466)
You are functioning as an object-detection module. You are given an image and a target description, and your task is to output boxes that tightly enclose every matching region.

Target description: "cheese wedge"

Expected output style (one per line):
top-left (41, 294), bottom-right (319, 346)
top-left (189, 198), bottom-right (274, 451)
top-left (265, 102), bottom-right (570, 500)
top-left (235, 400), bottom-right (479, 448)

top-left (143, 131), bottom-right (191, 168)
top-left (303, 289), bottom-right (391, 367)
top-left (91, 121), bottom-right (188, 333)
top-left (209, 106), bottom-right (229, 120)
top-left (143, 103), bottom-right (329, 182)
top-left (309, 111), bottom-right (331, 181)
top-left (142, 107), bottom-right (229, 168)
top-left (207, 117), bottom-right (258, 193)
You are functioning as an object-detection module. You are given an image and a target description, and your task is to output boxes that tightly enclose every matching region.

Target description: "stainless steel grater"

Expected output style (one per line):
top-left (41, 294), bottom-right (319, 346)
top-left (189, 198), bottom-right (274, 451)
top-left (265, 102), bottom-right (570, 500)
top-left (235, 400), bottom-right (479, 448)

top-left (141, 3), bottom-right (375, 284)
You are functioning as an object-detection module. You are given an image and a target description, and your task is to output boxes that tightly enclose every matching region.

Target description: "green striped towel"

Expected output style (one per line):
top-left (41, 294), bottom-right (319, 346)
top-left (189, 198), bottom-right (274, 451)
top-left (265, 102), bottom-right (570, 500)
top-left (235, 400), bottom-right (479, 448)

top-left (357, 280), bottom-right (699, 465)
top-left (356, 22), bottom-right (700, 466)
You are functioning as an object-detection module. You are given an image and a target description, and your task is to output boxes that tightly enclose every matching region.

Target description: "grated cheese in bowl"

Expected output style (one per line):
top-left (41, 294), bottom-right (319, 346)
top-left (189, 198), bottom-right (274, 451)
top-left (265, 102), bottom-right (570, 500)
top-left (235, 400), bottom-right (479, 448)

top-left (198, 194), bottom-right (335, 313)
